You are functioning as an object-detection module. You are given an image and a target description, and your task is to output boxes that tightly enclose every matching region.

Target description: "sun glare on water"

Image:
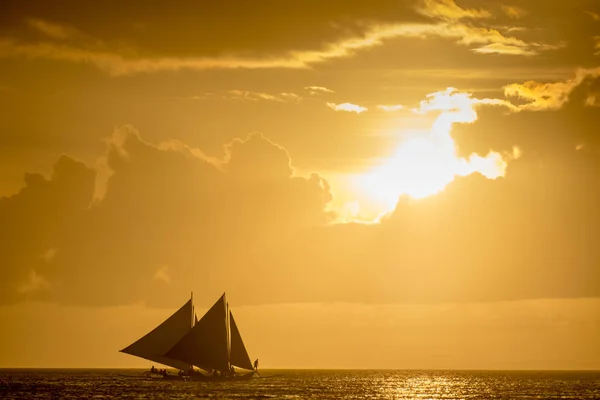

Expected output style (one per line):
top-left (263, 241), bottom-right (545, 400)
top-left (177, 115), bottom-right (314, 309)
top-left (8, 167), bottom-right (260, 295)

top-left (354, 88), bottom-right (518, 217)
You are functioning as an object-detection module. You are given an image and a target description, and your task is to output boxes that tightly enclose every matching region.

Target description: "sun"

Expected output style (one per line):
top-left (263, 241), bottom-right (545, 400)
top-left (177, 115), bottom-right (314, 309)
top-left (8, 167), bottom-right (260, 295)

top-left (356, 131), bottom-right (460, 213)
top-left (350, 88), bottom-right (515, 219)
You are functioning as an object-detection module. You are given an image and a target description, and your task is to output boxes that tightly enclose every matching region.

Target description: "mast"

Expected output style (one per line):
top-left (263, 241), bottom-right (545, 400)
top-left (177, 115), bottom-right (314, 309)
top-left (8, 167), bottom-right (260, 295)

top-left (225, 293), bottom-right (231, 367)
top-left (191, 291), bottom-right (194, 327)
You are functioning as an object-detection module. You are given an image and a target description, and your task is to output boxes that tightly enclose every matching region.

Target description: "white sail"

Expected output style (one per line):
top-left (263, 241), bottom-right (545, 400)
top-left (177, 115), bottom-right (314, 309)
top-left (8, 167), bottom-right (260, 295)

top-left (120, 298), bottom-right (193, 371)
top-left (229, 310), bottom-right (253, 370)
top-left (165, 293), bottom-right (229, 372)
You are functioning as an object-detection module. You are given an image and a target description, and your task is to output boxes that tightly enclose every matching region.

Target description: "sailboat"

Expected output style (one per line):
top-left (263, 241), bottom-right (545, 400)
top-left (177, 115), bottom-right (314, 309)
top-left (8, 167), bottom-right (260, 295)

top-left (120, 292), bottom-right (256, 381)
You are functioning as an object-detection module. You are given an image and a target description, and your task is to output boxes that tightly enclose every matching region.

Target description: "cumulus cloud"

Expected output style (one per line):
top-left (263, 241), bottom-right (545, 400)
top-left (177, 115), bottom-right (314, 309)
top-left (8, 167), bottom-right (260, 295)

top-left (326, 102), bottom-right (368, 113)
top-left (0, 155), bottom-right (95, 304)
top-left (222, 132), bottom-right (295, 180)
top-left (1, 123), bottom-right (599, 307)
top-left (0, 128), bottom-right (336, 306)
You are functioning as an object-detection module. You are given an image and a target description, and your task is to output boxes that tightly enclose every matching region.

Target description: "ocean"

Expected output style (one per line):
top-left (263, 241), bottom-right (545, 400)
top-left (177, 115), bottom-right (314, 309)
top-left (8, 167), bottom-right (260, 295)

top-left (1, 369), bottom-right (599, 399)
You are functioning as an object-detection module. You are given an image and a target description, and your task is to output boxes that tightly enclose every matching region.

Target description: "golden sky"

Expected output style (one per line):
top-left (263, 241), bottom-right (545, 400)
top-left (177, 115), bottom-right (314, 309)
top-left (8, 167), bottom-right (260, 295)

top-left (1, 0), bottom-right (600, 369)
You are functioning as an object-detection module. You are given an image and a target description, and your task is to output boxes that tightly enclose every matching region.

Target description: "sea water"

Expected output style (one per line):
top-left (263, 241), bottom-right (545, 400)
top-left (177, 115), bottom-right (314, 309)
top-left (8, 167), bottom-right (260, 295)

top-left (1, 369), bottom-right (599, 399)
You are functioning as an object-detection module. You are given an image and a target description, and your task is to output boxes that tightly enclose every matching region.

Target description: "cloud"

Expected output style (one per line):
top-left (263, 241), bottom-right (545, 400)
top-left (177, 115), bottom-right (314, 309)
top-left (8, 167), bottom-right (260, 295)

top-left (0, 155), bottom-right (95, 304)
top-left (0, 4), bottom-right (563, 76)
top-left (154, 265), bottom-right (170, 284)
top-left (505, 80), bottom-right (578, 111)
top-left (222, 132), bottom-right (295, 180)
top-left (472, 42), bottom-right (536, 56)
top-left (377, 104), bottom-right (404, 112)
top-left (585, 11), bottom-right (600, 21)
top-left (0, 38), bottom-right (308, 75)
top-left (0, 128), bottom-right (335, 306)
top-left (1, 121), bottom-right (599, 307)
top-left (26, 18), bottom-right (77, 40)
top-left (327, 102), bottom-right (368, 113)
top-left (504, 67), bottom-right (600, 111)
top-left (416, 0), bottom-right (491, 21)
top-left (196, 90), bottom-right (301, 103)
top-left (17, 269), bottom-right (50, 295)
top-left (501, 5), bottom-right (527, 19)
top-left (305, 86), bottom-right (335, 95)
top-left (446, 24), bottom-right (565, 56)
top-left (40, 248), bottom-right (58, 262)
top-left (358, 88), bottom-right (518, 208)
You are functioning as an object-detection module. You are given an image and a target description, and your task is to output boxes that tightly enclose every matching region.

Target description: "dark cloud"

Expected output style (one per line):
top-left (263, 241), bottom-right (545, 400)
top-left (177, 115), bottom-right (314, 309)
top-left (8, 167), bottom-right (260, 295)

top-left (0, 0), bottom-right (578, 77)
top-left (0, 129), bottom-right (333, 307)
top-left (0, 0), bottom-right (423, 57)
top-left (0, 155), bottom-right (95, 304)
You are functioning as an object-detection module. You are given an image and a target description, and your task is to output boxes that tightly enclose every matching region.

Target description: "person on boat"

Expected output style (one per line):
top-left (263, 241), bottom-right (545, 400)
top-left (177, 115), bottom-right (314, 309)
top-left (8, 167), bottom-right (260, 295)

top-left (254, 359), bottom-right (259, 371)
top-left (162, 369), bottom-right (167, 378)
top-left (150, 366), bottom-right (156, 374)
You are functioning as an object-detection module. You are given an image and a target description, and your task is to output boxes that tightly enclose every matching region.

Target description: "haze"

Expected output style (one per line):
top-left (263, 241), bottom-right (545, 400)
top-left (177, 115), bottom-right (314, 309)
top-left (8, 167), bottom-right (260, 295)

top-left (1, 0), bottom-right (599, 370)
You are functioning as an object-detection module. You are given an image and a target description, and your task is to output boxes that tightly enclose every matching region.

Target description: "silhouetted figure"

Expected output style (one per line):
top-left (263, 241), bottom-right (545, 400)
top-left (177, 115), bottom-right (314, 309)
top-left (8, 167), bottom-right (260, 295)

top-left (254, 359), bottom-right (259, 371)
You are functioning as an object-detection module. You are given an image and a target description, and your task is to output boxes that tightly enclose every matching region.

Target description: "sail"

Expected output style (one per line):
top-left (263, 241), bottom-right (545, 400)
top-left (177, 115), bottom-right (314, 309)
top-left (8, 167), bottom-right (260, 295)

top-left (229, 310), bottom-right (253, 370)
top-left (120, 299), bottom-right (193, 370)
top-left (165, 293), bottom-right (229, 371)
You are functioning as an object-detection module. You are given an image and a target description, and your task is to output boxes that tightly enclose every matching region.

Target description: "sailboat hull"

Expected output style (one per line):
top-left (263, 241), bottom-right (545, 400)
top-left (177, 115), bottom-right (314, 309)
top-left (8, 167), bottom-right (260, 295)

top-left (142, 371), bottom-right (188, 381)
top-left (186, 371), bottom-right (255, 382)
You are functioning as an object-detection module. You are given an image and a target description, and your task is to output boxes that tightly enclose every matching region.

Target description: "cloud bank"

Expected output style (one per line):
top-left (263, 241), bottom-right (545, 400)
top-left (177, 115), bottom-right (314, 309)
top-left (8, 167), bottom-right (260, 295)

top-left (1, 107), bottom-right (599, 307)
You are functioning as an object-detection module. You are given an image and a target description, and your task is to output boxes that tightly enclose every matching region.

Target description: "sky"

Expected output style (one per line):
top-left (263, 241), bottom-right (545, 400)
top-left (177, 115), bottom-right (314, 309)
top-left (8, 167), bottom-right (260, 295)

top-left (1, 0), bottom-right (600, 369)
